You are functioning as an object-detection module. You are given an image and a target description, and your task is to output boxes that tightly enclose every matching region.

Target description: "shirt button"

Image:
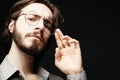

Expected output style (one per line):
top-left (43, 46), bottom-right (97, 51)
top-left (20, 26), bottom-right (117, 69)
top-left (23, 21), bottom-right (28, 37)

top-left (19, 73), bottom-right (22, 77)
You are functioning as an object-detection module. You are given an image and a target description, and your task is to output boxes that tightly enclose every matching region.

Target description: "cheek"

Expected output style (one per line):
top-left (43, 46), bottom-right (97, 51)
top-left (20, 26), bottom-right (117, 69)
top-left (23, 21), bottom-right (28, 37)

top-left (13, 29), bottom-right (24, 42)
top-left (43, 34), bottom-right (50, 43)
top-left (16, 21), bottom-right (32, 35)
top-left (13, 27), bottom-right (28, 44)
top-left (16, 17), bottom-right (30, 30)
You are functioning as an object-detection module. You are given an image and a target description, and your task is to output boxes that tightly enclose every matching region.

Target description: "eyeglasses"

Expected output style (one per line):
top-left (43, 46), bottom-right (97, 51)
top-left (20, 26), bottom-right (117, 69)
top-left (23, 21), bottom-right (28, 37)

top-left (19, 11), bottom-right (56, 35)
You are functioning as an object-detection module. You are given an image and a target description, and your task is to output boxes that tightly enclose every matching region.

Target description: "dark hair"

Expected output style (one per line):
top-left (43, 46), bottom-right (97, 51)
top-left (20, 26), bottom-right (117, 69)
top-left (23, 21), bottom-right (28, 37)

top-left (1, 0), bottom-right (64, 52)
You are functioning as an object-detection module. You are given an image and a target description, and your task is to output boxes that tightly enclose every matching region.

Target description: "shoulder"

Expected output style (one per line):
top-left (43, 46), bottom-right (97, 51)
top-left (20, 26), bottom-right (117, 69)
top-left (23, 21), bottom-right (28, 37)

top-left (49, 73), bottom-right (64, 80)
top-left (0, 67), bottom-right (3, 80)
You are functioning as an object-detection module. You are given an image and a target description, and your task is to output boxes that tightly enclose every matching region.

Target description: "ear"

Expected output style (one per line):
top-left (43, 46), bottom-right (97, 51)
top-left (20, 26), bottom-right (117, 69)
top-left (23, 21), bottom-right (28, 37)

top-left (8, 19), bottom-right (15, 33)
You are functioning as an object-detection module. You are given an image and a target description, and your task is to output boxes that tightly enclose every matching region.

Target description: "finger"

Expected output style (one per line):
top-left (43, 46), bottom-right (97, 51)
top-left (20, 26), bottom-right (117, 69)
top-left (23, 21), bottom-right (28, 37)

top-left (56, 28), bottom-right (64, 37)
top-left (55, 48), bottom-right (61, 63)
top-left (61, 35), bottom-right (75, 48)
top-left (68, 39), bottom-right (80, 48)
top-left (61, 35), bottom-right (70, 48)
top-left (55, 32), bottom-right (64, 48)
top-left (54, 28), bottom-right (64, 48)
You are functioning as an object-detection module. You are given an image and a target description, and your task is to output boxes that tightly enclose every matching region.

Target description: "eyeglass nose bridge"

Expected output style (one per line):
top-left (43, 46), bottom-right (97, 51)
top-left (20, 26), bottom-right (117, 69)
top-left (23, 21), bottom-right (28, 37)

top-left (19, 12), bottom-right (54, 35)
top-left (25, 16), bottom-right (45, 29)
top-left (34, 19), bottom-right (45, 29)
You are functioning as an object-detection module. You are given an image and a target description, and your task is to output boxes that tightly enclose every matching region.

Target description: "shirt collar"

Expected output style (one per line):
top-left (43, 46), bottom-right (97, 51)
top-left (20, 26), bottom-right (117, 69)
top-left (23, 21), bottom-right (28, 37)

top-left (0, 56), bottom-right (50, 80)
top-left (38, 67), bottom-right (49, 79)
top-left (0, 56), bottom-right (18, 80)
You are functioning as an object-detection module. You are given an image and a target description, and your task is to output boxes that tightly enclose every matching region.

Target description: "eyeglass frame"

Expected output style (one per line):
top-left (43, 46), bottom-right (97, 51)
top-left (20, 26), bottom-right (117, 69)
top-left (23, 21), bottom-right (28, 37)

top-left (18, 10), bottom-right (57, 35)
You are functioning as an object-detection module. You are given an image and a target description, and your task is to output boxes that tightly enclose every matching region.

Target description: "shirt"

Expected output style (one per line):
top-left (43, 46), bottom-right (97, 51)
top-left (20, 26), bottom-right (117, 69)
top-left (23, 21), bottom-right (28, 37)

top-left (0, 56), bottom-right (87, 80)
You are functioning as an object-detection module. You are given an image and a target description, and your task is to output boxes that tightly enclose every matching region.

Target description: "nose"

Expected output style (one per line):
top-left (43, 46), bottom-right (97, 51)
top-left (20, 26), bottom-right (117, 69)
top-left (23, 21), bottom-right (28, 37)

top-left (34, 19), bottom-right (44, 29)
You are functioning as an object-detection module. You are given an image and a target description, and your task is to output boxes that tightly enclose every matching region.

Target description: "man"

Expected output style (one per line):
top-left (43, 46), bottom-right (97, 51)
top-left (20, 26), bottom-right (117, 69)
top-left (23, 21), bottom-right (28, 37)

top-left (0, 0), bottom-right (87, 80)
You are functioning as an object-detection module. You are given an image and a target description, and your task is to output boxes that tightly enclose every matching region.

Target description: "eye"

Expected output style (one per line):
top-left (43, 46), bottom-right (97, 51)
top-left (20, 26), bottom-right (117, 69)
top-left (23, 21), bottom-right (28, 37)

top-left (44, 19), bottom-right (52, 30)
top-left (26, 14), bottom-right (39, 22)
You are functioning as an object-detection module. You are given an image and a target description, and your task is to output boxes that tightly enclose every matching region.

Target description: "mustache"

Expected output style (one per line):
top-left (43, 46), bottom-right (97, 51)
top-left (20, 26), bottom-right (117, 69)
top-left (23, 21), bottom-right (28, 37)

top-left (25, 31), bottom-right (42, 41)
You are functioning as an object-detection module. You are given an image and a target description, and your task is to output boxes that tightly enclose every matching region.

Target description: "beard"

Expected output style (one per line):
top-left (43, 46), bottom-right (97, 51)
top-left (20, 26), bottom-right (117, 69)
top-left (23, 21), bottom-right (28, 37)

top-left (12, 27), bottom-right (46, 57)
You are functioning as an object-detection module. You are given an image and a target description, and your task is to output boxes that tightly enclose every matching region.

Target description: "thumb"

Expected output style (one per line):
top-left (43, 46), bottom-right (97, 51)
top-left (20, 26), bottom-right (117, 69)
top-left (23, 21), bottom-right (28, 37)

top-left (55, 48), bottom-right (61, 64)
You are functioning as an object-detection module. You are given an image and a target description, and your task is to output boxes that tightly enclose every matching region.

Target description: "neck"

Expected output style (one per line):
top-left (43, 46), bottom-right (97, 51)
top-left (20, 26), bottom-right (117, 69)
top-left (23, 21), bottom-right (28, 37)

top-left (7, 41), bottom-right (35, 75)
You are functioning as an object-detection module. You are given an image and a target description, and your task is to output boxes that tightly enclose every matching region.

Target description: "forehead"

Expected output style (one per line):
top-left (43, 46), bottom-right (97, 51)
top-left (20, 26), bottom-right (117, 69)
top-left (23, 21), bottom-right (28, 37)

top-left (21, 3), bottom-right (53, 18)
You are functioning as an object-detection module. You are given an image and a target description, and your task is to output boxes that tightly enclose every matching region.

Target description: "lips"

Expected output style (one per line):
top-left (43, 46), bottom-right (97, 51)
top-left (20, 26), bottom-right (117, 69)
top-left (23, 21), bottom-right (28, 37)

top-left (27, 33), bottom-right (42, 41)
top-left (32, 34), bottom-right (41, 40)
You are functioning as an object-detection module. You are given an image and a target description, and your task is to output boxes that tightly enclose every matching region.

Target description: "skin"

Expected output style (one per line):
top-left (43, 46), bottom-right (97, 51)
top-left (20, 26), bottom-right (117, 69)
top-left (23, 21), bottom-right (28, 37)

top-left (7, 3), bottom-right (83, 80)
top-left (54, 29), bottom-right (83, 74)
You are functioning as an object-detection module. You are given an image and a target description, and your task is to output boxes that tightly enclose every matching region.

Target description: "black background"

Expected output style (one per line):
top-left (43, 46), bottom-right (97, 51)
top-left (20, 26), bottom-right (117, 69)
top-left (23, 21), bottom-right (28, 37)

top-left (0, 0), bottom-right (113, 80)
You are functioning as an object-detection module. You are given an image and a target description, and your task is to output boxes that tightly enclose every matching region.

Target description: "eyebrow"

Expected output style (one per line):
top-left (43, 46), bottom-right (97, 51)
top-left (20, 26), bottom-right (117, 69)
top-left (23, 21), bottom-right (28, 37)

top-left (21, 10), bottom-right (53, 22)
top-left (33, 14), bottom-right (53, 23)
top-left (46, 17), bottom-right (53, 23)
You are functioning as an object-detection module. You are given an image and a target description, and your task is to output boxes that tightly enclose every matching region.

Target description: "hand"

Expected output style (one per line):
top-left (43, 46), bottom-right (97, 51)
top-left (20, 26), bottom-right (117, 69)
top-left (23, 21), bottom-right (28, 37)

top-left (54, 28), bottom-right (83, 75)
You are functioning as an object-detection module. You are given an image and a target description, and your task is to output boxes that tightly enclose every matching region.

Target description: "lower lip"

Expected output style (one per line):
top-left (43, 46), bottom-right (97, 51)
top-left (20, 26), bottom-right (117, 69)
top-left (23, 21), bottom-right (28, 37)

top-left (29, 36), bottom-right (40, 40)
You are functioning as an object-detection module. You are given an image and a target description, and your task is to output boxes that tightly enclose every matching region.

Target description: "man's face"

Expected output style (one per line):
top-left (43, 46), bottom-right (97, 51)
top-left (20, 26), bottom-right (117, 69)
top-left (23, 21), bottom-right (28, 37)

top-left (10, 3), bottom-right (53, 56)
